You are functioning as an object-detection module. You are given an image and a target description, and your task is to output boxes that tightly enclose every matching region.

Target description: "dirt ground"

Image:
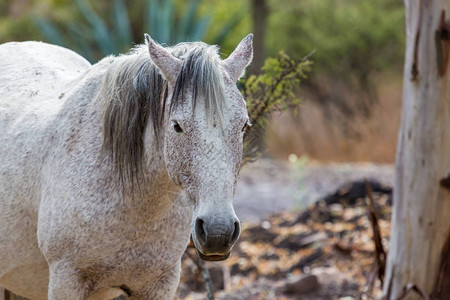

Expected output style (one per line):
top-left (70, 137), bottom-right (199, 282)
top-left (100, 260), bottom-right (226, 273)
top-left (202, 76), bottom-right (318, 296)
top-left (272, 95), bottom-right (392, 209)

top-left (234, 159), bottom-right (394, 222)
top-left (177, 159), bottom-right (395, 299)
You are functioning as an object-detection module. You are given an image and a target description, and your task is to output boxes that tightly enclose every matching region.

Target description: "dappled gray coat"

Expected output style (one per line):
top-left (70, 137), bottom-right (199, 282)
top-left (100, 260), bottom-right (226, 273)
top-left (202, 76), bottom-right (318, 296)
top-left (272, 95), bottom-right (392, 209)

top-left (0, 34), bottom-right (253, 299)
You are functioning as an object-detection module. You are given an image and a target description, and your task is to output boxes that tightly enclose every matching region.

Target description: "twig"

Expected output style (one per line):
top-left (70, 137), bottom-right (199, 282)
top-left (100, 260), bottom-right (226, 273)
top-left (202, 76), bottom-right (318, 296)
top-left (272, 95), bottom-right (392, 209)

top-left (185, 245), bottom-right (215, 300)
top-left (242, 52), bottom-right (311, 162)
top-left (365, 179), bottom-right (386, 284)
top-left (367, 259), bottom-right (378, 295)
top-left (431, 229), bottom-right (450, 298)
top-left (395, 283), bottom-right (430, 300)
top-left (1, 288), bottom-right (28, 300)
top-left (300, 49), bottom-right (316, 62)
top-left (197, 254), bottom-right (215, 300)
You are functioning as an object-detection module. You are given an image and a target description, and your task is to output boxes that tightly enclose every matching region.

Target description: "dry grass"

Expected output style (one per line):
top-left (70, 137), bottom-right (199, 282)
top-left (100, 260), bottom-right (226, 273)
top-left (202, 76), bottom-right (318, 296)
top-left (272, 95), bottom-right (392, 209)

top-left (265, 74), bottom-right (402, 163)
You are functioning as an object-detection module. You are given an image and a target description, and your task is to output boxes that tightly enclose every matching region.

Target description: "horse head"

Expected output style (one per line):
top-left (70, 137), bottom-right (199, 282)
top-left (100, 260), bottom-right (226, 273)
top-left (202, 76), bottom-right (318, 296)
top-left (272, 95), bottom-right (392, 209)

top-left (146, 34), bottom-right (253, 261)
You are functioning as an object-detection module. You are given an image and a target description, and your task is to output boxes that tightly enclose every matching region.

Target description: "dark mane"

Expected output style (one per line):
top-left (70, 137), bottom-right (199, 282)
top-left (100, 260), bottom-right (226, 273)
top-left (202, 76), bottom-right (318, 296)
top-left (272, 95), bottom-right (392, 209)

top-left (101, 42), bottom-right (225, 187)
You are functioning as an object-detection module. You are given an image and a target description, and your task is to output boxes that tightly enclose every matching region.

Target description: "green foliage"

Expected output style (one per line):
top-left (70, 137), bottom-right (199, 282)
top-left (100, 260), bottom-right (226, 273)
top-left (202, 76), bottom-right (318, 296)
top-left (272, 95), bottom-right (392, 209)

top-left (241, 52), bottom-right (312, 163)
top-left (265, 0), bottom-right (404, 127)
top-left (199, 0), bottom-right (252, 56)
top-left (0, 1), bottom-right (41, 43)
top-left (34, 0), bottom-right (245, 62)
top-left (36, 0), bottom-right (133, 61)
top-left (267, 0), bottom-right (404, 75)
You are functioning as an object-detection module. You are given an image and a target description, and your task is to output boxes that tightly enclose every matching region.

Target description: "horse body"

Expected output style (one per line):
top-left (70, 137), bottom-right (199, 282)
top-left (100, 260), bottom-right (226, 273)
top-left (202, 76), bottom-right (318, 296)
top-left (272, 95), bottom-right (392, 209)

top-left (0, 42), bottom-right (92, 298)
top-left (0, 35), bottom-right (252, 299)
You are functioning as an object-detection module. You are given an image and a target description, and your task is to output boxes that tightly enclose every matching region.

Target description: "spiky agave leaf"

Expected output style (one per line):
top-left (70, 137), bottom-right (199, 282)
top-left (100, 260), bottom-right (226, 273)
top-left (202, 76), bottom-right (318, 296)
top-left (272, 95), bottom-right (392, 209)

top-left (35, 0), bottom-right (244, 62)
top-left (75, 0), bottom-right (116, 55)
top-left (113, 0), bottom-right (133, 51)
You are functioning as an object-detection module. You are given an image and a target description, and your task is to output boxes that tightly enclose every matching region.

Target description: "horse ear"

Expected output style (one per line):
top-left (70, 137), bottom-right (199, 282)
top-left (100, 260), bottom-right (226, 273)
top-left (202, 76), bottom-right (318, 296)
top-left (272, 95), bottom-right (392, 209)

top-left (145, 34), bottom-right (182, 85)
top-left (223, 34), bottom-right (253, 81)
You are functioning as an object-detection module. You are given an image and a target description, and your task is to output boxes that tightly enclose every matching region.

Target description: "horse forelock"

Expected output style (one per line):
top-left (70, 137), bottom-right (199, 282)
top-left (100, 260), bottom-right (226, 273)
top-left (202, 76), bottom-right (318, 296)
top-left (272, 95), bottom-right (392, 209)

top-left (171, 42), bottom-right (226, 124)
top-left (101, 42), bottom-right (226, 188)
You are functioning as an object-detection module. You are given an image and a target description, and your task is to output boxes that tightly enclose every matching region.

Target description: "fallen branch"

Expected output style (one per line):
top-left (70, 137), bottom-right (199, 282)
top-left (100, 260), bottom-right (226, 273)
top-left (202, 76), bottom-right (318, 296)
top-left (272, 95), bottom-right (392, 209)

top-left (395, 283), bottom-right (430, 300)
top-left (431, 228), bottom-right (450, 298)
top-left (365, 179), bottom-right (387, 286)
top-left (367, 259), bottom-right (379, 295)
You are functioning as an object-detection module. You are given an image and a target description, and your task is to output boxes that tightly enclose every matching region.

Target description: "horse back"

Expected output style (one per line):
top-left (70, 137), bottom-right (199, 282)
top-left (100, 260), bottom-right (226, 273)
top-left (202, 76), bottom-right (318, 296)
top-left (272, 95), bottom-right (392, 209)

top-left (0, 41), bottom-right (91, 101)
top-left (0, 41), bottom-right (91, 202)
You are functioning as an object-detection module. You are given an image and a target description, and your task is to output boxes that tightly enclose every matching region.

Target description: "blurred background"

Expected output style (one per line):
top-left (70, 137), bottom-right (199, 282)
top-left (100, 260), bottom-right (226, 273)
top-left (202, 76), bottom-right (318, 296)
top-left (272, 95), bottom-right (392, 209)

top-left (0, 0), bottom-right (406, 298)
top-left (0, 0), bottom-right (405, 163)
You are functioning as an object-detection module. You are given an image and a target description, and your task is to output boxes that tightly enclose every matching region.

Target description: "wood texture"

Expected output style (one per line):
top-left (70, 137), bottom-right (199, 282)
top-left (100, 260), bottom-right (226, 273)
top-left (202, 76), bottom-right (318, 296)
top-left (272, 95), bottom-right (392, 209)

top-left (383, 1), bottom-right (450, 299)
top-left (250, 0), bottom-right (267, 74)
top-left (0, 289), bottom-right (28, 300)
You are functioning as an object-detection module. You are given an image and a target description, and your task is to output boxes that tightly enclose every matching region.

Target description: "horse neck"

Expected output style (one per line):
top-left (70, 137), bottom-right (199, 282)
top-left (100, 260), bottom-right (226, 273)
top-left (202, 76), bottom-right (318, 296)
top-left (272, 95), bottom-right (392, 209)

top-left (134, 135), bottom-right (180, 208)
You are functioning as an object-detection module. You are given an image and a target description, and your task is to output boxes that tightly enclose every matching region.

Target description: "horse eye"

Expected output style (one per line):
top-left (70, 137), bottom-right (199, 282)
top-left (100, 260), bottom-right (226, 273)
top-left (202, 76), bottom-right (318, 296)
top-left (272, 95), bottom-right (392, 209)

top-left (242, 120), bottom-right (252, 132)
top-left (172, 121), bottom-right (183, 133)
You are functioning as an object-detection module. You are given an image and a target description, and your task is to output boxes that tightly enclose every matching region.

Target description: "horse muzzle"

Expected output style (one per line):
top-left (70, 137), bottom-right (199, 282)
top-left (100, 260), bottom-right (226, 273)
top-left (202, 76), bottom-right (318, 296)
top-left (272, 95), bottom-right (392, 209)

top-left (196, 250), bottom-right (231, 261)
top-left (191, 216), bottom-right (241, 261)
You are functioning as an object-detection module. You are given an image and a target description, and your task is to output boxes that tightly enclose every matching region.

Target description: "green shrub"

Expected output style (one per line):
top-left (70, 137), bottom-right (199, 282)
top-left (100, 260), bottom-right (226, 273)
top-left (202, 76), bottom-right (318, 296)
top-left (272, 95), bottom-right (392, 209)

top-left (241, 52), bottom-right (312, 163)
top-left (265, 0), bottom-right (404, 129)
top-left (267, 0), bottom-right (404, 76)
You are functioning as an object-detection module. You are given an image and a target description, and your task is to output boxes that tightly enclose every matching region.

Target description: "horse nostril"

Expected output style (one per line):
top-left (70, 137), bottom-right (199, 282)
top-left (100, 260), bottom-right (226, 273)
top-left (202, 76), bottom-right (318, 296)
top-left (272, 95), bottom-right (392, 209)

top-left (230, 221), bottom-right (240, 244)
top-left (195, 218), bottom-right (207, 245)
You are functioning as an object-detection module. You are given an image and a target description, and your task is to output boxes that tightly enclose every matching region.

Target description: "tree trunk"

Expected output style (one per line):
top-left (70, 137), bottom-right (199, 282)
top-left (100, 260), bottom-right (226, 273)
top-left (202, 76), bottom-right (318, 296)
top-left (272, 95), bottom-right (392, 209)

top-left (250, 0), bottom-right (267, 74)
top-left (0, 288), bottom-right (28, 300)
top-left (383, 1), bottom-right (450, 299)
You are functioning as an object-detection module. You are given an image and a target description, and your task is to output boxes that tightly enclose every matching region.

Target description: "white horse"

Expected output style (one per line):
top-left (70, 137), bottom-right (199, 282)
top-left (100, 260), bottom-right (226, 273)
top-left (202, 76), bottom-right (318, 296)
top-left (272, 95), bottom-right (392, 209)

top-left (0, 33), bottom-right (253, 299)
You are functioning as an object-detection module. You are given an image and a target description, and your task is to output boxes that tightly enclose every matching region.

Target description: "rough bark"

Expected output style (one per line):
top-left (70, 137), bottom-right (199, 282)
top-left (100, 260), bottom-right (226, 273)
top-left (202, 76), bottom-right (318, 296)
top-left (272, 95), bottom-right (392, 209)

top-left (383, 1), bottom-right (450, 299)
top-left (0, 289), bottom-right (28, 300)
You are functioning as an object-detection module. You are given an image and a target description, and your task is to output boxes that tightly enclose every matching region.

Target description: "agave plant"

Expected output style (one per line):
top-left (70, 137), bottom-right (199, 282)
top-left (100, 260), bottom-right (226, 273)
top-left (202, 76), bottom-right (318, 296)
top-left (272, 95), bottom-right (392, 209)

top-left (35, 0), bottom-right (244, 62)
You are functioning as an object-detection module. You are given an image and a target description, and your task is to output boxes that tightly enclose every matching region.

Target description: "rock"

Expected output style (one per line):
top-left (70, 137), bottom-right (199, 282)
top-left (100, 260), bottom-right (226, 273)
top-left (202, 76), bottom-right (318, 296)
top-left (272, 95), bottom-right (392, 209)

top-left (282, 273), bottom-right (320, 295)
top-left (244, 225), bottom-right (278, 243)
top-left (230, 262), bottom-right (258, 276)
top-left (275, 232), bottom-right (309, 250)
top-left (276, 231), bottom-right (327, 251)
top-left (300, 231), bottom-right (327, 246)
top-left (312, 266), bottom-right (358, 288)
top-left (260, 252), bottom-right (280, 260)
top-left (329, 203), bottom-right (344, 217)
top-left (289, 249), bottom-right (323, 272)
